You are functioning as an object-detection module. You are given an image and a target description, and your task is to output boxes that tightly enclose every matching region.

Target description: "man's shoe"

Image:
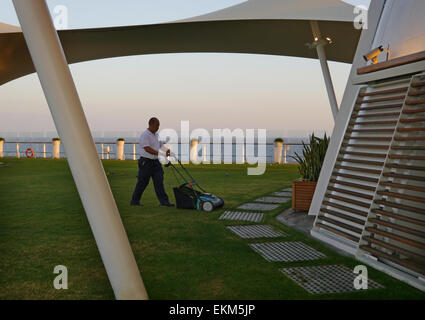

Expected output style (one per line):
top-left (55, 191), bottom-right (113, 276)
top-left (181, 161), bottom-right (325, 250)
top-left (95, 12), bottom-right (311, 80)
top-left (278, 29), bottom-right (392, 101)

top-left (130, 202), bottom-right (143, 206)
top-left (160, 203), bottom-right (175, 207)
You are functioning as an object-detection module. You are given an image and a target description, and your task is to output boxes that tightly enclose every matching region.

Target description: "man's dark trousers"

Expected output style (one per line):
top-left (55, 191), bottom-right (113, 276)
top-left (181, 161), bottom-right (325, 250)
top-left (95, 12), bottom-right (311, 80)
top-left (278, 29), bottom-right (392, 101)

top-left (131, 157), bottom-right (170, 205)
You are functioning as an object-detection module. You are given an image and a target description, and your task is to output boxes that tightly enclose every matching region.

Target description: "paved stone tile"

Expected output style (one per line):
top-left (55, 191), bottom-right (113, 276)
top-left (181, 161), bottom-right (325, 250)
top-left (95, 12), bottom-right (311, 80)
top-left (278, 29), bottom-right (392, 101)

top-left (255, 196), bottom-right (290, 204)
top-left (282, 188), bottom-right (292, 192)
top-left (249, 241), bottom-right (326, 262)
top-left (280, 265), bottom-right (384, 294)
top-left (273, 191), bottom-right (292, 197)
top-left (237, 203), bottom-right (279, 211)
top-left (219, 211), bottom-right (263, 222)
top-left (227, 225), bottom-right (286, 239)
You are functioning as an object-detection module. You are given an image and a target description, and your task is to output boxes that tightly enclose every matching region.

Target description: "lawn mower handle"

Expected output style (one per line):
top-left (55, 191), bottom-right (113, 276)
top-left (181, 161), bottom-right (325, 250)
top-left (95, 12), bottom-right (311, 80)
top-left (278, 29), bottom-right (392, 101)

top-left (164, 154), bottom-right (206, 193)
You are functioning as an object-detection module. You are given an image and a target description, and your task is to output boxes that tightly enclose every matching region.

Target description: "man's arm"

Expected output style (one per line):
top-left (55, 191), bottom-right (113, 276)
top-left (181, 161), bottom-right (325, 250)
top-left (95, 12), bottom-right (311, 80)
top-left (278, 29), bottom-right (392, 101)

top-left (143, 146), bottom-right (158, 156)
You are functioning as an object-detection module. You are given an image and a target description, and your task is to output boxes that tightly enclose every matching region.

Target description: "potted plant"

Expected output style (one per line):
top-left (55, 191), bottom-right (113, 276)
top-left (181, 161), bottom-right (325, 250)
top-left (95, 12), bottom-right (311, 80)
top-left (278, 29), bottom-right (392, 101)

top-left (290, 133), bottom-right (329, 212)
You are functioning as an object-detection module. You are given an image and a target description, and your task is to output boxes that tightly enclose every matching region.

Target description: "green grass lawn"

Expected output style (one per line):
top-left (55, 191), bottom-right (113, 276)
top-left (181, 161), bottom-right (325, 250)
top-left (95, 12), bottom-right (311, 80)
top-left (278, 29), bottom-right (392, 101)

top-left (0, 158), bottom-right (424, 300)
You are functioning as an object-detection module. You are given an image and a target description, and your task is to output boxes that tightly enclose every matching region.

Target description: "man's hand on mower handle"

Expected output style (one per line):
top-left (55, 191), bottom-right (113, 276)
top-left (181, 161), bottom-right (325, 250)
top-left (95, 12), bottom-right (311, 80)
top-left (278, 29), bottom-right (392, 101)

top-left (167, 151), bottom-right (177, 159)
top-left (164, 150), bottom-right (175, 167)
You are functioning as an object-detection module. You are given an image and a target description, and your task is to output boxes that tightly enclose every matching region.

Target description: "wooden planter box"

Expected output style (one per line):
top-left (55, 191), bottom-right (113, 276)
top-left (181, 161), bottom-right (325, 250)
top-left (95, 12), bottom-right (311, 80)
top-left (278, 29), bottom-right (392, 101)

top-left (292, 180), bottom-right (317, 212)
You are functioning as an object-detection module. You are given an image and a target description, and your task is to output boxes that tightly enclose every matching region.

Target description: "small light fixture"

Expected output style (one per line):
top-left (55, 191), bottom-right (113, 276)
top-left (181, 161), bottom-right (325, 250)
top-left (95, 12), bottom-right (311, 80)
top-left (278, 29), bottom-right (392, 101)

top-left (307, 36), bottom-right (333, 49)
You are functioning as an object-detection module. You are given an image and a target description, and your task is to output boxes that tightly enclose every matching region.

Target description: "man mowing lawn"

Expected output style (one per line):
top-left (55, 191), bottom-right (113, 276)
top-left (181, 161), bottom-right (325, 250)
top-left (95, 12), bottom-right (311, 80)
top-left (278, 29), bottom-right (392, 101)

top-left (130, 117), bottom-right (174, 207)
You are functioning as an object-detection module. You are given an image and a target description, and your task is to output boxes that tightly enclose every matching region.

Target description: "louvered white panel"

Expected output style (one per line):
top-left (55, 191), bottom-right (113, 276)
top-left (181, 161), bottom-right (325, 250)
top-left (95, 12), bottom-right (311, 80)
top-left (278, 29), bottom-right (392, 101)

top-left (312, 76), bottom-right (412, 249)
top-left (358, 73), bottom-right (425, 285)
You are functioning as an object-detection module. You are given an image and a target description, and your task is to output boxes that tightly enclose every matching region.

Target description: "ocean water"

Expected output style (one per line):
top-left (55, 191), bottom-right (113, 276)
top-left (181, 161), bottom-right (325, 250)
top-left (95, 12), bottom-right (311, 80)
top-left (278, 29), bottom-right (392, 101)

top-left (1, 137), bottom-right (307, 163)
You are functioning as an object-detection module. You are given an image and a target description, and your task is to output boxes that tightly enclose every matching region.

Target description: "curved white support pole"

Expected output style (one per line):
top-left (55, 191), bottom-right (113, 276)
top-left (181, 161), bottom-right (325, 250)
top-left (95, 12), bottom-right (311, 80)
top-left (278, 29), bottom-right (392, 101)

top-left (13, 0), bottom-right (148, 300)
top-left (310, 21), bottom-right (339, 120)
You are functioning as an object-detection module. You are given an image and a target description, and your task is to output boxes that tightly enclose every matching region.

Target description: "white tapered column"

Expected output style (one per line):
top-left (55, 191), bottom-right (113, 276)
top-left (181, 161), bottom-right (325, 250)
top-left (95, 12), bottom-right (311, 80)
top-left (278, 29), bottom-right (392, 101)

top-left (310, 21), bottom-right (338, 120)
top-left (52, 138), bottom-right (61, 159)
top-left (13, 0), bottom-right (147, 300)
top-left (203, 144), bottom-right (207, 163)
top-left (0, 139), bottom-right (4, 158)
top-left (273, 140), bottom-right (283, 164)
top-left (284, 145), bottom-right (289, 164)
top-left (133, 143), bottom-right (136, 160)
top-left (190, 139), bottom-right (199, 163)
top-left (116, 139), bottom-right (125, 160)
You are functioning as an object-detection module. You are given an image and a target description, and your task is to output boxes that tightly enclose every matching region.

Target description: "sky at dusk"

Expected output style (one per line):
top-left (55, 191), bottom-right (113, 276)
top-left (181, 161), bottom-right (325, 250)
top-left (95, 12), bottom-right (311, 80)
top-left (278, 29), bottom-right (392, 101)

top-left (0, 0), bottom-right (370, 138)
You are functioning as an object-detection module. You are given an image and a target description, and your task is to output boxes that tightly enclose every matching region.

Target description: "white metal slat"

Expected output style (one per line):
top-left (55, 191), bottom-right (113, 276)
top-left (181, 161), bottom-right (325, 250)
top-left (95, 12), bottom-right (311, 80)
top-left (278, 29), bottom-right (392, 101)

top-left (358, 73), bottom-right (425, 282)
top-left (313, 77), bottom-right (413, 246)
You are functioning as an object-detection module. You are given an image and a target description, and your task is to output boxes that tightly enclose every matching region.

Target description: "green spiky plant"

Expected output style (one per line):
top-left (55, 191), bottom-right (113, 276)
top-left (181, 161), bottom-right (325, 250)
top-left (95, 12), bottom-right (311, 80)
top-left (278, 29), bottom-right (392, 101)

top-left (290, 133), bottom-right (330, 182)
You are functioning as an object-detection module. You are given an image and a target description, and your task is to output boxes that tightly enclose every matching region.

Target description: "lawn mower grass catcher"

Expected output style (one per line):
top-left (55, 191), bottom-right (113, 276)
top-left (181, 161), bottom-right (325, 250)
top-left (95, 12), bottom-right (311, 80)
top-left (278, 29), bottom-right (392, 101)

top-left (165, 156), bottom-right (224, 212)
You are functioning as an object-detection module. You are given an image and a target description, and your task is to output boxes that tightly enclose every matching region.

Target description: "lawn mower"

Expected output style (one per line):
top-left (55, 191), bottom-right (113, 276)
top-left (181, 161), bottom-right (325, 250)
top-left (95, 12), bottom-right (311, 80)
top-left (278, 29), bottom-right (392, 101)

top-left (164, 155), bottom-right (224, 212)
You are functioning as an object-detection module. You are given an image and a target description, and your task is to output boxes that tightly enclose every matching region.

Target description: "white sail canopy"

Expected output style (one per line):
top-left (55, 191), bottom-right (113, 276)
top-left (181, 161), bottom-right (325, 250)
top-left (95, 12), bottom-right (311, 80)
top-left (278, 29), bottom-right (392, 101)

top-left (176, 0), bottom-right (358, 23)
top-left (0, 22), bottom-right (21, 33)
top-left (0, 0), bottom-right (363, 85)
